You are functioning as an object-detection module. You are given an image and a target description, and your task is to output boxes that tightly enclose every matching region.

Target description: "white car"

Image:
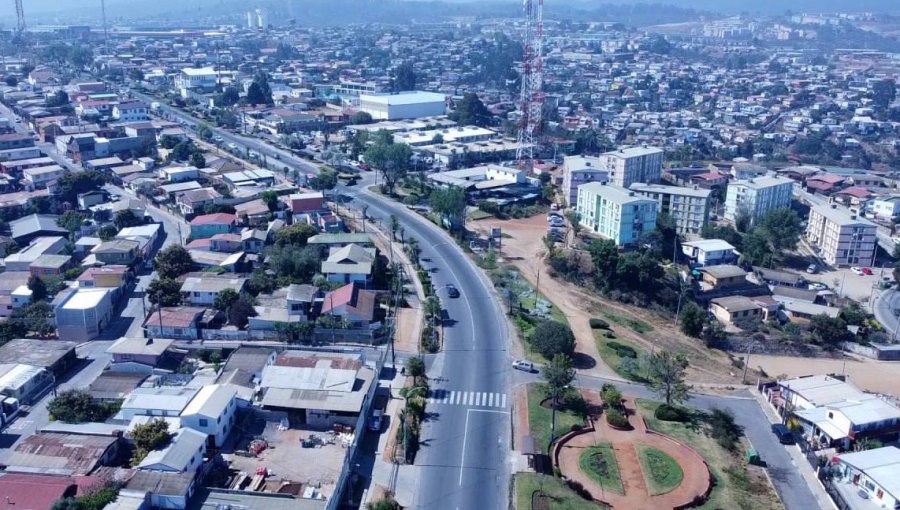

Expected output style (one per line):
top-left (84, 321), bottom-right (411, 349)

top-left (851, 267), bottom-right (863, 276)
top-left (512, 360), bottom-right (535, 372)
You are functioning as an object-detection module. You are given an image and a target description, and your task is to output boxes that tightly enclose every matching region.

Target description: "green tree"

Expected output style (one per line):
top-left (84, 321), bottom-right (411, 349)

top-left (391, 62), bottom-right (417, 92)
top-left (228, 296), bottom-right (257, 329)
top-left (756, 208), bottom-right (802, 251)
top-left (449, 92), bottom-right (491, 127)
top-left (146, 278), bottom-right (182, 307)
top-left (11, 301), bottom-right (56, 336)
top-left (309, 168), bottom-right (338, 190)
top-left (872, 79), bottom-right (896, 113)
top-left (213, 288), bottom-right (240, 311)
top-left (246, 72), bottom-right (273, 105)
top-left (131, 419), bottom-right (172, 465)
top-left (27, 274), bottom-right (48, 302)
top-left (706, 408), bottom-right (742, 452)
top-left (275, 223), bottom-right (319, 247)
top-left (98, 224), bottom-right (119, 241)
top-left (367, 496), bottom-right (402, 510)
top-left (647, 351), bottom-right (691, 406)
top-left (47, 390), bottom-right (103, 423)
top-left (189, 151), bottom-right (206, 169)
top-left (405, 356), bottom-right (426, 385)
top-left (809, 314), bottom-right (850, 348)
top-left (565, 211), bottom-right (581, 239)
top-left (57, 170), bottom-right (105, 203)
top-left (589, 238), bottom-right (619, 289)
top-left (741, 229), bottom-right (777, 268)
top-left (260, 190), bottom-right (280, 212)
top-left (46, 90), bottom-right (70, 108)
top-left (543, 353), bottom-right (576, 406)
top-left (216, 86), bottom-right (241, 107)
top-left (429, 186), bottom-right (467, 231)
top-left (57, 211), bottom-right (85, 233)
top-left (679, 302), bottom-right (706, 338)
top-left (529, 320), bottom-right (576, 358)
top-left (169, 141), bottom-right (193, 162)
top-left (113, 209), bottom-right (142, 229)
top-left (154, 245), bottom-right (194, 279)
top-left (600, 383), bottom-right (624, 410)
top-left (365, 135), bottom-right (412, 194)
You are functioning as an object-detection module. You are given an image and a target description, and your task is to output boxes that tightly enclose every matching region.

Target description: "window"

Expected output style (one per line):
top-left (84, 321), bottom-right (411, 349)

top-left (199, 418), bottom-right (208, 427)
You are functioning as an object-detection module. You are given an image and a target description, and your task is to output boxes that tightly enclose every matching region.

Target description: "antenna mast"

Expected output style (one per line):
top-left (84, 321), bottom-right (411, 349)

top-left (516, 0), bottom-right (544, 172)
top-left (101, 0), bottom-right (109, 54)
top-left (14, 0), bottom-right (25, 34)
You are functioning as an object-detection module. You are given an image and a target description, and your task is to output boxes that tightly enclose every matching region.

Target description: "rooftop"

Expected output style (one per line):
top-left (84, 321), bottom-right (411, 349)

top-left (360, 90), bottom-right (446, 105)
top-left (630, 182), bottom-right (711, 199)
top-left (811, 204), bottom-right (877, 228)
top-left (710, 295), bottom-right (761, 312)
top-left (138, 427), bottom-right (206, 472)
top-left (2, 432), bottom-right (119, 476)
top-left (728, 176), bottom-right (793, 190)
top-left (0, 338), bottom-right (77, 369)
top-left (61, 288), bottom-right (110, 310)
top-left (107, 337), bottom-right (174, 357)
top-left (180, 276), bottom-right (247, 294)
top-left (579, 182), bottom-right (658, 205)
top-left (143, 307), bottom-right (206, 329)
top-left (682, 239), bottom-right (737, 252)
top-left (120, 387), bottom-right (199, 414)
top-left (700, 264), bottom-right (747, 279)
top-left (836, 446), bottom-right (900, 502)
top-left (181, 384), bottom-right (236, 419)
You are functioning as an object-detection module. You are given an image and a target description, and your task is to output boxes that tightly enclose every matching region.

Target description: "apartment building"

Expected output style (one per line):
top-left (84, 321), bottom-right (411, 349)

top-left (562, 155), bottom-right (608, 207)
top-left (629, 183), bottom-right (711, 235)
top-left (724, 176), bottom-right (793, 225)
top-left (601, 146), bottom-right (664, 187)
top-left (806, 204), bottom-right (877, 267)
top-left (576, 182), bottom-right (658, 247)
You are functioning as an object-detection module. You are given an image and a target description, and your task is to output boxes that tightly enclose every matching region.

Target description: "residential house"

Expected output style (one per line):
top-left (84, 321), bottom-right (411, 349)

top-left (23, 165), bottom-right (65, 189)
top-left (575, 182), bottom-right (658, 247)
top-left (189, 213), bottom-right (236, 240)
top-left (259, 351), bottom-right (375, 428)
top-left (9, 214), bottom-right (67, 243)
top-left (91, 239), bottom-right (141, 266)
top-left (54, 288), bottom-right (113, 342)
top-left (143, 307), bottom-right (207, 340)
top-left (321, 282), bottom-right (377, 325)
top-left (830, 447), bottom-right (900, 510)
top-left (806, 204), bottom-right (877, 267)
top-left (0, 271), bottom-right (31, 317)
top-left (287, 192), bottom-right (325, 217)
top-left (240, 228), bottom-right (267, 254)
top-left (2, 432), bottom-right (119, 476)
top-left (4, 236), bottom-right (67, 272)
top-left (30, 253), bottom-right (71, 276)
top-left (179, 384), bottom-right (239, 448)
top-left (307, 233), bottom-right (374, 249)
top-left (137, 427), bottom-right (207, 473)
top-left (180, 276), bottom-right (247, 306)
top-left (0, 338), bottom-right (78, 376)
top-left (322, 244), bottom-right (376, 285)
top-left (0, 364), bottom-right (53, 404)
top-left (117, 387), bottom-right (199, 421)
top-left (209, 233), bottom-right (242, 253)
top-left (681, 239), bottom-right (738, 267)
top-left (106, 337), bottom-right (176, 373)
top-left (177, 188), bottom-right (222, 216)
top-left (871, 196), bottom-right (900, 221)
top-left (123, 471), bottom-right (196, 510)
top-left (77, 190), bottom-right (107, 209)
top-left (699, 265), bottom-right (749, 290)
top-left (709, 296), bottom-right (762, 327)
top-left (111, 101), bottom-right (150, 122)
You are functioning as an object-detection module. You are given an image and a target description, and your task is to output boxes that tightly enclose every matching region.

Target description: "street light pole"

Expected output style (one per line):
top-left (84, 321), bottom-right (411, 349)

top-left (741, 340), bottom-right (758, 384)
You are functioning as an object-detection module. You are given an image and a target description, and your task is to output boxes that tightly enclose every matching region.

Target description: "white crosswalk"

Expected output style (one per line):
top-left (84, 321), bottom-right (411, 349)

top-left (427, 389), bottom-right (508, 409)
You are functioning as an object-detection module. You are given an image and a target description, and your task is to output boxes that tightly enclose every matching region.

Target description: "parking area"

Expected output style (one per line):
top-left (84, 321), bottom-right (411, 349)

top-left (804, 265), bottom-right (889, 302)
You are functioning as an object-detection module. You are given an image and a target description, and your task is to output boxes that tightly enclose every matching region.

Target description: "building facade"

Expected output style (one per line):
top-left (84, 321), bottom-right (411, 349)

top-left (576, 182), bottom-right (658, 247)
top-left (601, 146), bottom-right (664, 188)
top-left (806, 204), bottom-right (877, 267)
top-left (629, 183), bottom-right (711, 235)
top-left (724, 176), bottom-right (794, 225)
top-left (562, 155), bottom-right (608, 207)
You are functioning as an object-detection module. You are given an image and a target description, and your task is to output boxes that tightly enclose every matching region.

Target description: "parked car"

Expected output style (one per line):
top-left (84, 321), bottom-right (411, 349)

top-left (445, 284), bottom-right (460, 298)
top-left (512, 360), bottom-right (535, 372)
top-left (808, 282), bottom-right (828, 291)
top-left (851, 267), bottom-right (864, 276)
top-left (771, 423), bottom-right (794, 445)
top-left (862, 267), bottom-right (873, 275)
top-left (368, 409), bottom-right (383, 432)
top-left (806, 264), bottom-right (818, 274)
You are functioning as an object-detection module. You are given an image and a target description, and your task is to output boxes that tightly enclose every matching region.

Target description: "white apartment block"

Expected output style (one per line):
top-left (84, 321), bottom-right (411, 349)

top-left (724, 176), bottom-right (794, 225)
top-left (629, 183), bottom-right (711, 235)
top-left (562, 155), bottom-right (608, 207)
top-left (576, 182), bottom-right (658, 247)
top-left (601, 146), bottom-right (664, 188)
top-left (806, 204), bottom-right (877, 267)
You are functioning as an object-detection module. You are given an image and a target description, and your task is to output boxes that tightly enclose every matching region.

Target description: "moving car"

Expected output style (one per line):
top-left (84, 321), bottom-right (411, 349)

top-left (851, 267), bottom-right (863, 276)
top-left (368, 409), bottom-right (383, 432)
top-left (771, 423), bottom-right (794, 444)
top-left (446, 284), bottom-right (460, 298)
top-left (512, 360), bottom-right (535, 372)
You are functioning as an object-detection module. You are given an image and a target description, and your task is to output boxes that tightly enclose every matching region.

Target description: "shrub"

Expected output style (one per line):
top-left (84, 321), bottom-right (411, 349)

top-left (606, 408), bottom-right (629, 428)
top-left (607, 341), bottom-right (637, 358)
top-left (655, 404), bottom-right (688, 422)
top-left (589, 318), bottom-right (610, 329)
top-left (566, 479), bottom-right (593, 500)
top-left (604, 331), bottom-right (616, 339)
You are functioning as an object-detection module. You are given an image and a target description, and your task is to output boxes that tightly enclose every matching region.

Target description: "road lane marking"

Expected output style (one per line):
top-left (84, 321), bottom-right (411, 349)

top-left (428, 390), bottom-right (508, 409)
top-left (459, 408), bottom-right (512, 486)
top-left (501, 394), bottom-right (507, 408)
top-left (488, 393), bottom-right (495, 407)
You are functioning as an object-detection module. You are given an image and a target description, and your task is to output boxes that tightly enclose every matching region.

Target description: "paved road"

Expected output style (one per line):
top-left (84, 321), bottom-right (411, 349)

top-left (873, 289), bottom-right (900, 340)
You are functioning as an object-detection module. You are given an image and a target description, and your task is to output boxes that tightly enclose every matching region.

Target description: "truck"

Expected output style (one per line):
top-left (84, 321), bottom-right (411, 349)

top-left (0, 396), bottom-right (21, 428)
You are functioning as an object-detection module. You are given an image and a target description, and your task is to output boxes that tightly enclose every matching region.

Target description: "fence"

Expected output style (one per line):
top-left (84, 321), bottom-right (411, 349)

top-left (327, 347), bottom-right (386, 510)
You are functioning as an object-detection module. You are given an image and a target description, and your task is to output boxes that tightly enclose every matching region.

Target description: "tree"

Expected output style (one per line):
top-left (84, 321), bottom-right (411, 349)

top-left (350, 111), bottom-right (373, 125)
top-left (154, 245), bottom-right (194, 279)
top-left (706, 408), bottom-right (742, 452)
top-left (46, 90), bottom-right (70, 108)
top-left (169, 141), bottom-right (193, 162)
top-left (429, 186), bottom-right (467, 231)
top-left (129, 68), bottom-right (145, 82)
top-left (647, 351), bottom-right (691, 406)
top-left (679, 302), bottom-right (706, 338)
top-left (189, 151), bottom-right (206, 169)
top-left (216, 86), bottom-right (241, 107)
top-left (57, 170), bottom-right (105, 203)
top-left (50, 498), bottom-right (80, 510)
top-left (367, 497), bottom-right (402, 510)
top-left (756, 208), bottom-right (802, 251)
top-left (27, 274), bottom-right (47, 302)
top-left (391, 62), bottom-right (418, 92)
top-left (5, 76), bottom-right (18, 87)
top-left (600, 383), bottom-right (624, 410)
top-left (565, 211), bottom-right (581, 240)
top-left (260, 191), bottom-right (280, 212)
top-left (309, 168), bottom-right (338, 191)
top-left (228, 297), bottom-right (257, 329)
top-left (389, 215), bottom-right (399, 241)
top-left (405, 357), bottom-right (426, 385)
top-left (365, 134), bottom-right (412, 194)
top-left (113, 209), bottom-right (142, 229)
top-left (47, 390), bottom-right (104, 423)
top-left (246, 72), bottom-right (273, 106)
top-left (872, 79), bottom-right (896, 113)
top-left (57, 210), bottom-right (85, 233)
top-left (213, 288), bottom-right (240, 311)
top-left (588, 239), bottom-right (619, 289)
top-left (741, 229), bottom-right (777, 268)
top-left (131, 419), bottom-right (172, 465)
top-left (543, 353), bottom-right (576, 405)
top-left (147, 278), bottom-right (182, 307)
top-left (809, 314), bottom-right (850, 348)
top-left (98, 224), bottom-right (119, 241)
top-left (449, 92), bottom-right (492, 127)
top-left (529, 320), bottom-right (576, 359)
top-left (275, 223), bottom-right (319, 247)
top-left (11, 301), bottom-right (56, 336)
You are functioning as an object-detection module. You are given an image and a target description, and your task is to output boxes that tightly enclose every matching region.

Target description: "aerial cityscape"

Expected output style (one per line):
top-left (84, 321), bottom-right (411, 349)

top-left (0, 1), bottom-right (899, 510)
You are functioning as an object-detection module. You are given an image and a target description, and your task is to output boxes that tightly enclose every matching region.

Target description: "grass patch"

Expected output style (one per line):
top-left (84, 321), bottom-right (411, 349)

top-left (467, 209), bottom-right (493, 221)
top-left (578, 443), bottom-right (624, 495)
top-left (526, 383), bottom-right (586, 454)
top-left (636, 399), bottom-right (783, 510)
top-left (636, 445), bottom-right (683, 495)
top-left (515, 472), bottom-right (608, 510)
top-left (594, 333), bottom-right (649, 383)
top-left (601, 311), bottom-right (653, 335)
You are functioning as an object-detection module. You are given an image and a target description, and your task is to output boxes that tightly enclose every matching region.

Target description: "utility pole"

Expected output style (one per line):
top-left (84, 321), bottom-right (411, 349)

top-left (101, 0), bottom-right (109, 55)
top-left (14, 0), bottom-right (25, 34)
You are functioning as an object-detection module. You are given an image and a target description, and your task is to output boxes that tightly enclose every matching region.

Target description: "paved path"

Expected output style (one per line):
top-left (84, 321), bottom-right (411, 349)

top-left (556, 393), bottom-right (710, 509)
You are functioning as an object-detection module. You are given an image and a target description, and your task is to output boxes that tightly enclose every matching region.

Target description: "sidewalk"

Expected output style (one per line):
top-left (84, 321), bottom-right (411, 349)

top-left (366, 369), bottom-right (419, 508)
top-left (752, 391), bottom-right (838, 510)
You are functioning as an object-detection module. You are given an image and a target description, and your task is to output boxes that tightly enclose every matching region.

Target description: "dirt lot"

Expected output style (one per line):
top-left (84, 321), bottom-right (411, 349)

top-left (752, 353), bottom-right (900, 397)
top-left (470, 215), bottom-right (757, 385)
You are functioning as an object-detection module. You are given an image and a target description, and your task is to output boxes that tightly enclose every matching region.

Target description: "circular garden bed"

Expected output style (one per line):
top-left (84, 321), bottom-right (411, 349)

top-left (636, 444), bottom-right (684, 495)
